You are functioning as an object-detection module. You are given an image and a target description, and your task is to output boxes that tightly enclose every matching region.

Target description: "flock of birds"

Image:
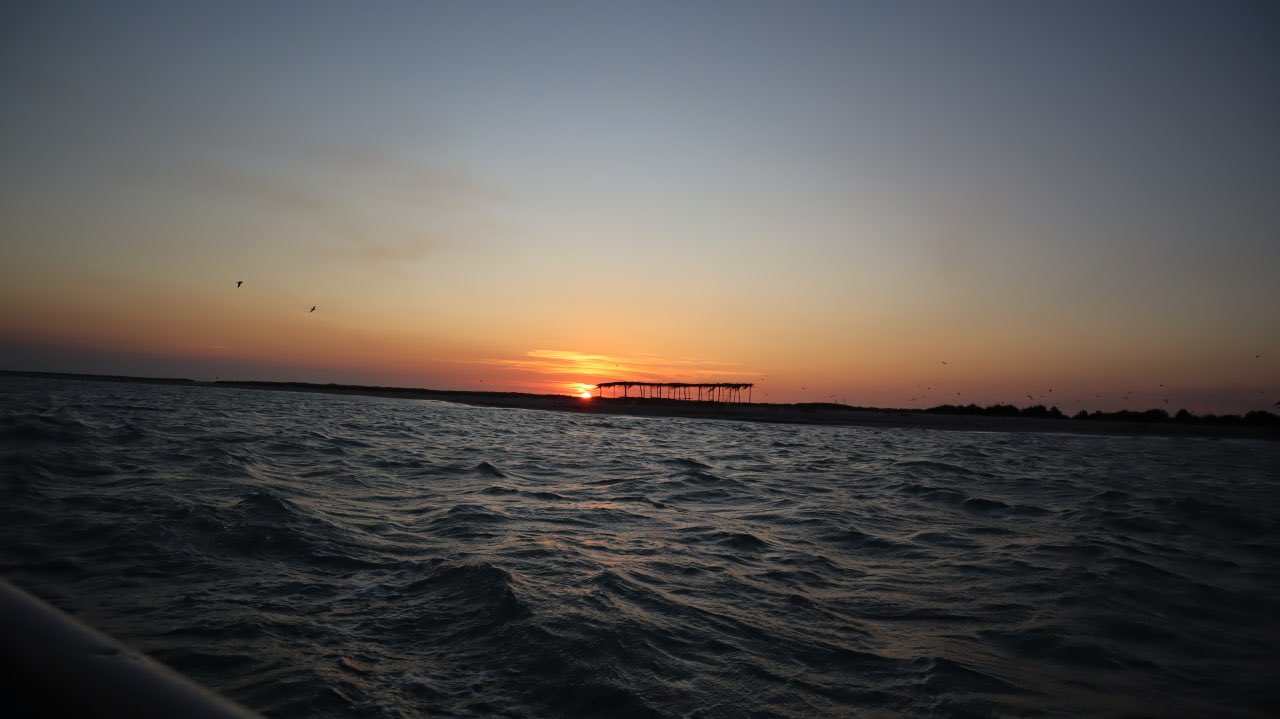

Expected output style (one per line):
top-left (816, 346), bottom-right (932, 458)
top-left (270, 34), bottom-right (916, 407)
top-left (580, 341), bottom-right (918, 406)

top-left (236, 280), bottom-right (315, 314)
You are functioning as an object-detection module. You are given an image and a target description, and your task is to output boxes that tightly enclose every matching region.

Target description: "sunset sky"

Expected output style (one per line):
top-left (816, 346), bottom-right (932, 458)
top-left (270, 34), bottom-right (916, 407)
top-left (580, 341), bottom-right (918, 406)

top-left (2, 1), bottom-right (1277, 413)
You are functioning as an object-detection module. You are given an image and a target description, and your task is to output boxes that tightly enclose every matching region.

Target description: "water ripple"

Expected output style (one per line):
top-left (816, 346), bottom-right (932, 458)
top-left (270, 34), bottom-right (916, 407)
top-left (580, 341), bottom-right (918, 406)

top-left (2, 376), bottom-right (1278, 718)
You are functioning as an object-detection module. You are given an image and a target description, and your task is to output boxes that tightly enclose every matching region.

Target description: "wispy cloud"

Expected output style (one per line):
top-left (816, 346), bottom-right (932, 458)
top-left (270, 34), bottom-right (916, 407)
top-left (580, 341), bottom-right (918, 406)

top-left (481, 349), bottom-right (758, 391)
top-left (181, 146), bottom-right (510, 264)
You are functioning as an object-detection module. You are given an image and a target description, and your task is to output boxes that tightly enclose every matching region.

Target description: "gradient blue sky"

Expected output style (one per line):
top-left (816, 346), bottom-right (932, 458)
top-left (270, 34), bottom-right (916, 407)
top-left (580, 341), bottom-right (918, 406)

top-left (2, 1), bottom-right (1277, 412)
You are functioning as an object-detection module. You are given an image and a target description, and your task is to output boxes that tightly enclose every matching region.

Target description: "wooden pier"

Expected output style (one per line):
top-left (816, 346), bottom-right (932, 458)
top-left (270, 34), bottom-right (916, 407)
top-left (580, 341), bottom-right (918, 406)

top-left (595, 382), bottom-right (754, 403)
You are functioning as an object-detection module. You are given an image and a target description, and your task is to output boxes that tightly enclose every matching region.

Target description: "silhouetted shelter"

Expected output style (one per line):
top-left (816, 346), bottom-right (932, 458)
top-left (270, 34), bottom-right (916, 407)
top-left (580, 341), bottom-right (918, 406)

top-left (595, 381), bottom-right (753, 403)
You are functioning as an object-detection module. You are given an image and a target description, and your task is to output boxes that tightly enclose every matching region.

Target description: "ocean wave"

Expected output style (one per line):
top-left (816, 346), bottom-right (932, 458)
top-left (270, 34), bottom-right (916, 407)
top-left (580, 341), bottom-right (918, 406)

top-left (894, 459), bottom-right (978, 476)
top-left (473, 461), bottom-right (506, 478)
top-left (0, 411), bottom-right (94, 445)
top-left (3, 376), bottom-right (1279, 718)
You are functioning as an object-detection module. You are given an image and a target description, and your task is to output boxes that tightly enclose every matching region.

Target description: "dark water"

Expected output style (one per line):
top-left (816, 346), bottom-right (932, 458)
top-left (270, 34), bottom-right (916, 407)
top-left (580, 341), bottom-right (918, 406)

top-left (2, 377), bottom-right (1279, 718)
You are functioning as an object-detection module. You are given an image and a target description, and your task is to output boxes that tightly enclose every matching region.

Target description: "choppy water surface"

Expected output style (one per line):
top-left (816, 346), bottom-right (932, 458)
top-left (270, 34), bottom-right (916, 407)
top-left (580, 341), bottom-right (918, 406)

top-left (2, 377), bottom-right (1278, 718)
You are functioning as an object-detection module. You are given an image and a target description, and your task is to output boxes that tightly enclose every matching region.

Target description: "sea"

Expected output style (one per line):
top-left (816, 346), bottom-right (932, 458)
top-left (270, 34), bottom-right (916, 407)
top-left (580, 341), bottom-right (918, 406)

top-left (1, 375), bottom-right (1278, 718)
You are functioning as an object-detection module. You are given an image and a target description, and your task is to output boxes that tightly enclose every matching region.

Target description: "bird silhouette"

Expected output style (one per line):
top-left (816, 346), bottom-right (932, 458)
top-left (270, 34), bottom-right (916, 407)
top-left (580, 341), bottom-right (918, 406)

top-left (309, 306), bottom-right (316, 313)
top-left (236, 281), bottom-right (243, 288)
top-left (1256, 354), bottom-right (1261, 359)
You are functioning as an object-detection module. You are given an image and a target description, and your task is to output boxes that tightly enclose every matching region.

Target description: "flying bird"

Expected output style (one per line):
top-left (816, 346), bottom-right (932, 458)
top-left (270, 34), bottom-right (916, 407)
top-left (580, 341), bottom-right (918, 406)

top-left (1256, 354), bottom-right (1261, 359)
top-left (309, 306), bottom-right (316, 313)
top-left (236, 281), bottom-right (243, 288)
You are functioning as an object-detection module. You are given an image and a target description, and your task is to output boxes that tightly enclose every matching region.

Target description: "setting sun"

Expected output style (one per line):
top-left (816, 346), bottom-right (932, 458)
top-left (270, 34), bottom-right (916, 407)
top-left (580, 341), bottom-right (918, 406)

top-left (2, 5), bottom-right (1278, 718)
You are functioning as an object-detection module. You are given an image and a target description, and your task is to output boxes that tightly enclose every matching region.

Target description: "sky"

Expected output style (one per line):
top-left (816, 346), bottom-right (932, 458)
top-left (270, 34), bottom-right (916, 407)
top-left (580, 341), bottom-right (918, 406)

top-left (2, 1), bottom-right (1277, 413)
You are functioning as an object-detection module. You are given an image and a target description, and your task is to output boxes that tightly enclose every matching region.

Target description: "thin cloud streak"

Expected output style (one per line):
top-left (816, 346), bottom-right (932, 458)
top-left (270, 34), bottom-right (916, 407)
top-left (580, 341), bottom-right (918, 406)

top-left (482, 349), bottom-right (761, 391)
top-left (181, 148), bottom-right (510, 264)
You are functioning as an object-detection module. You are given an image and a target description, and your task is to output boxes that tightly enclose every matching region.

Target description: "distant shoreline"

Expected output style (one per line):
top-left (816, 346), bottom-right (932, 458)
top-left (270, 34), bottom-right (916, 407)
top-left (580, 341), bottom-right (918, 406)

top-left (3, 369), bottom-right (1277, 440)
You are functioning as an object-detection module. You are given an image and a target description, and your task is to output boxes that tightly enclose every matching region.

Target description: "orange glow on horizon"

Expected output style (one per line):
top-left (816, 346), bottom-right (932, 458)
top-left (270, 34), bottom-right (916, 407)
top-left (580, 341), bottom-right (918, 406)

top-left (564, 380), bottom-right (598, 398)
top-left (498, 350), bottom-right (760, 396)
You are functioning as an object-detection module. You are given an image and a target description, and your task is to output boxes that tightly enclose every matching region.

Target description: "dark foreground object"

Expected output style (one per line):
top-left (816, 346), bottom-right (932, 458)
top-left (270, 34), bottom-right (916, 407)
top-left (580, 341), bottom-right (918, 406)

top-left (0, 580), bottom-right (260, 719)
